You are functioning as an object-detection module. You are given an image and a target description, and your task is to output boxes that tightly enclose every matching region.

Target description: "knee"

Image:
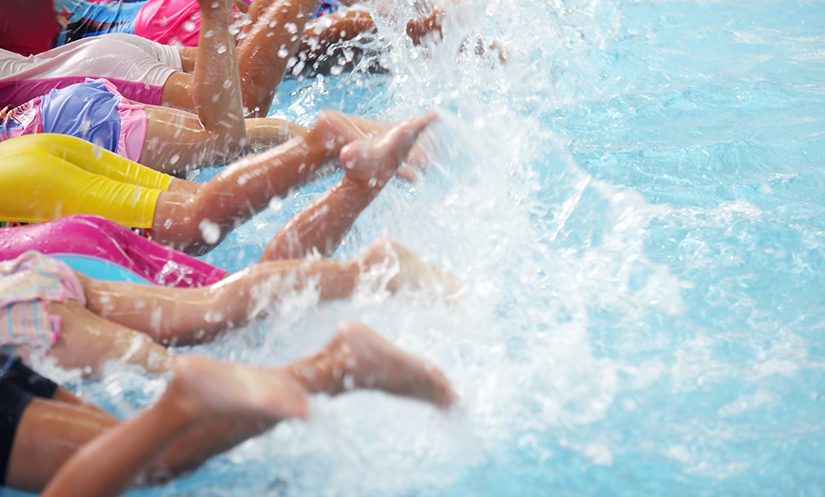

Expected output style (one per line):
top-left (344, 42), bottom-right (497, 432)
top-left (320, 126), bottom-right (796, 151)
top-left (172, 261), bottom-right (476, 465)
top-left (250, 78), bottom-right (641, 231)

top-left (207, 124), bottom-right (247, 162)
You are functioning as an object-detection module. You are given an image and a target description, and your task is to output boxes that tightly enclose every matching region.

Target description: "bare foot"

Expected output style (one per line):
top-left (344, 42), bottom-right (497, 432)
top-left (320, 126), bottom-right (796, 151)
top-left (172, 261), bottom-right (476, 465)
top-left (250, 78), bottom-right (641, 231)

top-left (360, 239), bottom-right (462, 298)
top-left (323, 322), bottom-right (457, 409)
top-left (309, 112), bottom-right (434, 180)
top-left (344, 116), bottom-right (434, 170)
top-left (339, 113), bottom-right (438, 189)
top-left (308, 110), bottom-right (378, 157)
top-left (171, 355), bottom-right (310, 422)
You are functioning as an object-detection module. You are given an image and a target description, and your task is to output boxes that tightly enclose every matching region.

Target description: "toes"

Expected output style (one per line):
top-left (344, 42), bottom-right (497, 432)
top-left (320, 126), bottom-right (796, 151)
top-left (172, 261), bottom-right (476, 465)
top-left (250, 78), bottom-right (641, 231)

top-left (420, 363), bottom-right (456, 409)
top-left (397, 165), bottom-right (418, 182)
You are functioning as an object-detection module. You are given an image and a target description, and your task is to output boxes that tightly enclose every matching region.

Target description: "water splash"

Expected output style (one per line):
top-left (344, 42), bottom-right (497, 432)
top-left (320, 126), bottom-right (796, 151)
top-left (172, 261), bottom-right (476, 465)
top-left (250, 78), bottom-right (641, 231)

top-left (47, 1), bottom-right (825, 496)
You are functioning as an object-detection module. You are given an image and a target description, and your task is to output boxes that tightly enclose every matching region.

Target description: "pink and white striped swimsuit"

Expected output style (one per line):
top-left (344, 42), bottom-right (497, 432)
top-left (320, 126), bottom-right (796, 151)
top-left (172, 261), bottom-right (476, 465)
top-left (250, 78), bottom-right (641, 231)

top-left (0, 252), bottom-right (86, 352)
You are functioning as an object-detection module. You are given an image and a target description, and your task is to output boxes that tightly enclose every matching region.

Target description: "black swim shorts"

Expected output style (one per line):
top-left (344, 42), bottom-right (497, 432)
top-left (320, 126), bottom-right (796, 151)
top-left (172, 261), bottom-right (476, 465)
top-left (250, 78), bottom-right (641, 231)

top-left (0, 351), bottom-right (58, 485)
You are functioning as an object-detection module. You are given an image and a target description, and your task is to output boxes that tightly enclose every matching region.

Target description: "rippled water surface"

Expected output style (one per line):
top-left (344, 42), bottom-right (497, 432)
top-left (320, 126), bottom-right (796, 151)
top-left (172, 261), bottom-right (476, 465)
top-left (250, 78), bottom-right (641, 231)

top-left (10, 0), bottom-right (825, 496)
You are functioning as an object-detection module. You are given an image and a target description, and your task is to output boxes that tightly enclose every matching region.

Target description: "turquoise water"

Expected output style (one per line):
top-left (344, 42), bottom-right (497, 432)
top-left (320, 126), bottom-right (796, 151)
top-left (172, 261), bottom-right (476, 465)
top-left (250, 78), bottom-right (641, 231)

top-left (8, 0), bottom-right (825, 496)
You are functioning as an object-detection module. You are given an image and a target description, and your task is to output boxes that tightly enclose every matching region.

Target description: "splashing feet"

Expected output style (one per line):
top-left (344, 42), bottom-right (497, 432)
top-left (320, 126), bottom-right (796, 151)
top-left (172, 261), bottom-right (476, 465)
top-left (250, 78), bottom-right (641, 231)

top-left (339, 113), bottom-right (439, 188)
top-left (314, 321), bottom-right (457, 409)
top-left (310, 110), bottom-right (378, 157)
top-left (310, 111), bottom-right (436, 181)
top-left (360, 239), bottom-right (463, 298)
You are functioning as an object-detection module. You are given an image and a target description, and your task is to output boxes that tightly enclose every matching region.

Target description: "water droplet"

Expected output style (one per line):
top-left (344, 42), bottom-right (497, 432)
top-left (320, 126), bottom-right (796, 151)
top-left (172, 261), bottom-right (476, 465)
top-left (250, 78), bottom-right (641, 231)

top-left (204, 309), bottom-right (224, 323)
top-left (199, 219), bottom-right (221, 244)
top-left (216, 43), bottom-right (227, 54)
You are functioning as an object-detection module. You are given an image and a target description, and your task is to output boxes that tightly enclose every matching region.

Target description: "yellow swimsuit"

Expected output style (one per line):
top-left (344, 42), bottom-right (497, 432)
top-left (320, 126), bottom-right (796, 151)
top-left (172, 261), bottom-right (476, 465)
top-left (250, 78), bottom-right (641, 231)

top-left (0, 134), bottom-right (172, 228)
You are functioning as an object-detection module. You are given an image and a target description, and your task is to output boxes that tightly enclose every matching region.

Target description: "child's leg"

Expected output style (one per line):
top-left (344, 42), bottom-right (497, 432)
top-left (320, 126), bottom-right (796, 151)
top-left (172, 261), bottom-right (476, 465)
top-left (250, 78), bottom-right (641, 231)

top-left (80, 259), bottom-right (361, 345)
top-left (284, 321), bottom-right (456, 406)
top-left (159, 0), bottom-right (245, 152)
top-left (45, 302), bottom-right (172, 376)
top-left (33, 322), bottom-right (452, 494)
top-left (236, 0), bottom-right (321, 115)
top-left (261, 112), bottom-right (437, 259)
top-left (7, 398), bottom-right (119, 492)
top-left (294, 9), bottom-right (377, 75)
top-left (137, 322), bottom-right (455, 481)
top-left (149, 111), bottom-right (378, 253)
top-left (294, 5), bottom-right (446, 75)
top-left (159, 0), bottom-right (319, 118)
top-left (41, 357), bottom-right (309, 497)
top-left (140, 105), bottom-right (236, 174)
top-left (244, 117), bottom-right (309, 149)
top-left (80, 238), bottom-right (455, 345)
top-left (177, 47), bottom-right (198, 73)
top-left (139, 107), bottom-right (306, 174)
top-left (191, 0), bottom-right (244, 138)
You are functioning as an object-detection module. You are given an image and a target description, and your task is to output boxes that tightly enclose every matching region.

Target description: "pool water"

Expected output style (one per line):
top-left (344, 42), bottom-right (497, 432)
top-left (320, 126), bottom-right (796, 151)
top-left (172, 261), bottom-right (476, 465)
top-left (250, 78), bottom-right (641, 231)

top-left (10, 0), bottom-right (825, 495)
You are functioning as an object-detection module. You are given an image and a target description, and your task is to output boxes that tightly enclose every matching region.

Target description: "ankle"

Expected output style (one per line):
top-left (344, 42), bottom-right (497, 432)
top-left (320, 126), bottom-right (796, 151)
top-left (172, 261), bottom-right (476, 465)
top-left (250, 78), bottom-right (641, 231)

top-left (305, 122), bottom-right (347, 158)
top-left (282, 355), bottom-right (337, 395)
top-left (153, 383), bottom-right (200, 429)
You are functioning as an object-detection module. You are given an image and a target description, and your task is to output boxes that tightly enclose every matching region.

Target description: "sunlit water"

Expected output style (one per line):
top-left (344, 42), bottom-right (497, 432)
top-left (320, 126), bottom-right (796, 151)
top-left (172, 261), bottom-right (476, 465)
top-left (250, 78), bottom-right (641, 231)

top-left (8, 0), bottom-right (825, 495)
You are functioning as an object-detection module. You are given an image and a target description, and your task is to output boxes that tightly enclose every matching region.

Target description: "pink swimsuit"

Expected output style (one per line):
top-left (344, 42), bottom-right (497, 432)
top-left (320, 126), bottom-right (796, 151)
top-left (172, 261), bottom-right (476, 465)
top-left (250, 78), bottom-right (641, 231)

top-left (0, 78), bottom-right (148, 162)
top-left (0, 216), bottom-right (227, 288)
top-left (134, 0), bottom-right (202, 47)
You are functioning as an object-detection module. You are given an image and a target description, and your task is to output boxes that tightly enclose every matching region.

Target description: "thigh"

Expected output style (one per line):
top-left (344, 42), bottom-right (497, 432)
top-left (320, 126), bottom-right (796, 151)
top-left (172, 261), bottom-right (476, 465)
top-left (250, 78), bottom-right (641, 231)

top-left (47, 301), bottom-right (172, 375)
top-left (178, 47), bottom-right (197, 73)
top-left (31, 133), bottom-right (172, 190)
top-left (141, 105), bottom-right (225, 173)
top-left (6, 396), bottom-right (118, 492)
top-left (244, 117), bottom-right (307, 150)
top-left (0, 135), bottom-right (167, 228)
top-left (160, 71), bottom-right (196, 113)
